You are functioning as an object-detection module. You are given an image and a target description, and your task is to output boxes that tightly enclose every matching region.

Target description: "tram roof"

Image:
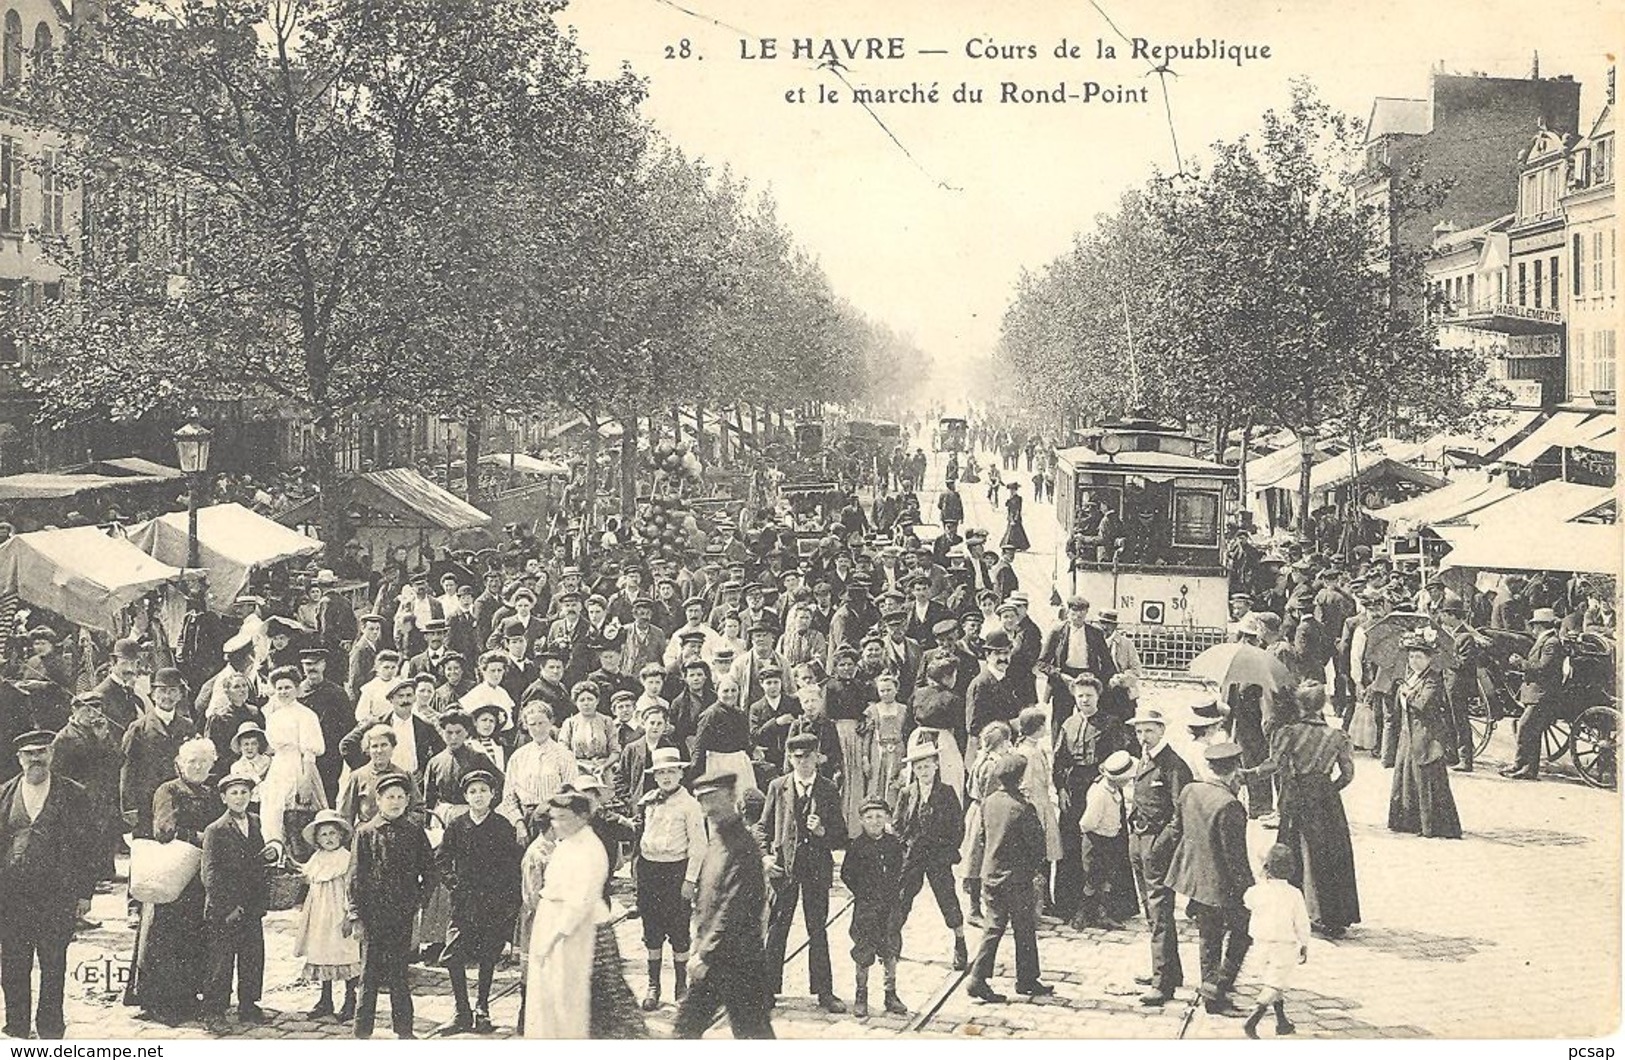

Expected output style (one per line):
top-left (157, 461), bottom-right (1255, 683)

top-left (1055, 446), bottom-right (1236, 477)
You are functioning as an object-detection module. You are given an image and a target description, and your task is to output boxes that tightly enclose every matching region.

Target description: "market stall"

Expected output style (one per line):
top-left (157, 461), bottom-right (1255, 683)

top-left (0, 526), bottom-right (187, 634)
top-left (127, 502), bottom-right (323, 611)
top-left (275, 467), bottom-right (492, 569)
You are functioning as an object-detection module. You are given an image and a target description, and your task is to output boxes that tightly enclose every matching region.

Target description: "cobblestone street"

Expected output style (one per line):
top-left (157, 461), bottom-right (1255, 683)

top-left (44, 446), bottom-right (1623, 1042)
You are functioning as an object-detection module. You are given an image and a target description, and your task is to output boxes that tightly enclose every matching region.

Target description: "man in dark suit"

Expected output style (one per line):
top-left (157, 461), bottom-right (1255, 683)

top-left (756, 733), bottom-right (848, 1013)
top-left (1165, 742), bottom-right (1254, 1014)
top-left (989, 544), bottom-right (1021, 597)
top-left (406, 619), bottom-right (454, 678)
top-left (1039, 596), bottom-right (1118, 736)
top-left (0, 730), bottom-right (98, 1039)
top-left (120, 668), bottom-right (196, 838)
top-left (965, 753), bottom-right (1050, 1003)
top-left (300, 648), bottom-right (355, 803)
top-left (1502, 607), bottom-right (1568, 780)
top-left (1127, 705), bottom-right (1192, 1007)
top-left (903, 573), bottom-right (953, 645)
top-left (675, 768), bottom-right (774, 1038)
top-left (313, 570), bottom-right (358, 688)
top-left (200, 775), bottom-right (269, 1025)
top-left (51, 695), bottom-right (123, 894)
top-left (877, 608), bottom-right (925, 702)
top-left (337, 679), bottom-right (445, 775)
top-left (91, 638), bottom-right (148, 740)
top-left (347, 614), bottom-right (386, 705)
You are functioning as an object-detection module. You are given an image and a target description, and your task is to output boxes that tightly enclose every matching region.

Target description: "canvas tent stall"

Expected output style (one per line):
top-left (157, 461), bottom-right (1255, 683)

top-left (0, 457), bottom-right (188, 532)
top-left (1440, 517), bottom-right (1621, 576)
top-left (0, 526), bottom-right (187, 634)
top-left (128, 502), bottom-right (323, 612)
top-left (277, 468), bottom-right (491, 570)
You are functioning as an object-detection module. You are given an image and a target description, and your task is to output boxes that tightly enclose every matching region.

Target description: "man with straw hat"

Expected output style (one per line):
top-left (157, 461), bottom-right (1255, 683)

top-left (635, 746), bottom-right (705, 1012)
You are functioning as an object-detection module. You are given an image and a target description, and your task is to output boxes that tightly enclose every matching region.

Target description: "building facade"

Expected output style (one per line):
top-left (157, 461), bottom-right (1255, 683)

top-left (1562, 99), bottom-right (1616, 403)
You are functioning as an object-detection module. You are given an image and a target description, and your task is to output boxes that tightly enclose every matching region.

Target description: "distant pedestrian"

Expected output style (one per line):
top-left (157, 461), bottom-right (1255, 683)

top-left (1241, 844), bottom-right (1310, 1039)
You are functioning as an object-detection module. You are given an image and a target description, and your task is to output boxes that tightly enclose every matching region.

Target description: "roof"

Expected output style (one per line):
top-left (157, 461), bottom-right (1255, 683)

top-left (0, 526), bottom-right (187, 634)
top-left (1433, 214), bottom-right (1515, 252)
top-left (546, 415), bottom-right (625, 441)
top-left (356, 469), bottom-right (491, 531)
top-left (1244, 438), bottom-right (1339, 492)
top-left (1370, 471), bottom-right (1520, 530)
top-left (478, 452), bottom-right (571, 476)
top-left (95, 457), bottom-right (186, 481)
top-left (1056, 447), bottom-right (1236, 478)
top-left (128, 503), bottom-right (322, 612)
top-left (1309, 456), bottom-right (1446, 496)
top-left (1367, 97), bottom-right (1431, 140)
top-left (1499, 410), bottom-right (1614, 465)
top-left (1422, 408), bottom-right (1543, 461)
top-left (1441, 518), bottom-right (1620, 576)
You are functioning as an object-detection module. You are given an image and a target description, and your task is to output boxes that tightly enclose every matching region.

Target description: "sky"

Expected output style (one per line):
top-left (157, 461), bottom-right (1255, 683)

top-left (562, 0), bottom-right (1620, 385)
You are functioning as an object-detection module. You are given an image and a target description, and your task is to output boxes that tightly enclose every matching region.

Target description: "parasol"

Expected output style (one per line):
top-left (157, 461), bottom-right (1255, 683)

top-left (1189, 641), bottom-right (1294, 696)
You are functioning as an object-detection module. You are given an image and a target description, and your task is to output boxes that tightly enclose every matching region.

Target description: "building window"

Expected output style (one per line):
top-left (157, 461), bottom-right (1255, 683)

top-left (1466, 273), bottom-right (1474, 308)
top-left (1570, 330), bottom-right (1588, 400)
top-left (1574, 234), bottom-right (1584, 297)
top-left (1518, 261), bottom-right (1528, 305)
top-left (1597, 331), bottom-right (1617, 392)
top-left (1, 11), bottom-right (20, 91)
top-left (39, 146), bottom-right (63, 235)
top-left (29, 21), bottom-right (49, 93)
top-left (1533, 259), bottom-right (1543, 308)
top-left (1599, 230), bottom-right (1610, 295)
top-left (0, 136), bottom-right (21, 232)
top-left (1550, 255), bottom-right (1559, 308)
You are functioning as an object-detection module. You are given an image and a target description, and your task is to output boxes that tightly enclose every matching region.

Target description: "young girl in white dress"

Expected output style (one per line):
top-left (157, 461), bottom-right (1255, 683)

top-left (1242, 843), bottom-right (1311, 1038)
top-left (863, 672), bottom-right (908, 804)
top-left (294, 810), bottom-right (362, 1021)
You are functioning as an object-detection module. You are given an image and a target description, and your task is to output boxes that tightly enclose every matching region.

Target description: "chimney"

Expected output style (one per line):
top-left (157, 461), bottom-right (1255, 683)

top-left (1531, 50), bottom-right (1540, 79)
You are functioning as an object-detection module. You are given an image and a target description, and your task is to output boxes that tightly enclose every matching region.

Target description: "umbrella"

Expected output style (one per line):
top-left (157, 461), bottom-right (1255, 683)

top-left (1189, 641), bottom-right (1293, 697)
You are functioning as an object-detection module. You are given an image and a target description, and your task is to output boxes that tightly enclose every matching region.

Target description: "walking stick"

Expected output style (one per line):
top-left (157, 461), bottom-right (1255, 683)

top-left (1175, 993), bottom-right (1202, 1038)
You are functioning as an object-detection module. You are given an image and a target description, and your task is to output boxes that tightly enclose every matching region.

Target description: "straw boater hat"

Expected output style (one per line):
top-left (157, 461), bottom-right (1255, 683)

top-left (301, 808), bottom-right (354, 848)
top-left (644, 746), bottom-right (691, 774)
top-left (903, 741), bottom-right (941, 765)
top-left (1101, 750), bottom-right (1136, 779)
top-left (1130, 705), bottom-right (1168, 728)
top-left (230, 721), bottom-right (268, 754)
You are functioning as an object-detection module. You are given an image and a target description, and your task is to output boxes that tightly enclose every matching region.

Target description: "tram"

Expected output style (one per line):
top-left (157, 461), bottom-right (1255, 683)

top-left (1053, 417), bottom-right (1238, 671)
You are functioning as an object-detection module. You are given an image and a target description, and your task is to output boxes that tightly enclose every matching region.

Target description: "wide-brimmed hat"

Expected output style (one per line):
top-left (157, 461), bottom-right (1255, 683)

top-left (903, 742), bottom-right (941, 764)
top-left (1188, 697), bottom-right (1227, 728)
top-left (1130, 705), bottom-right (1168, 728)
top-left (690, 767), bottom-right (738, 797)
top-left (645, 746), bottom-right (691, 774)
top-left (231, 721), bottom-right (268, 753)
top-left (1529, 607), bottom-right (1560, 626)
top-left (302, 808), bottom-right (355, 848)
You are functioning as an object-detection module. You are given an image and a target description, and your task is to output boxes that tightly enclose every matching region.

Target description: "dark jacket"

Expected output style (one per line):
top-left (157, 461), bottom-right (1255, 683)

top-left (90, 675), bottom-right (147, 739)
top-left (691, 814), bottom-right (769, 968)
top-left (338, 713), bottom-right (445, 775)
top-left (120, 709), bottom-right (196, 833)
top-left (893, 776), bottom-right (964, 868)
top-left (200, 811), bottom-right (268, 922)
top-left (1164, 779), bottom-right (1253, 908)
top-left (1517, 628), bottom-right (1567, 706)
top-left (1038, 621), bottom-right (1117, 706)
top-left (756, 771), bottom-right (846, 883)
top-left (965, 670), bottom-right (1022, 736)
top-left (349, 813), bottom-right (437, 928)
top-left (0, 772), bottom-right (98, 921)
top-left (978, 787), bottom-right (1046, 896)
top-left (51, 720), bottom-right (123, 821)
top-left (1130, 743), bottom-right (1190, 835)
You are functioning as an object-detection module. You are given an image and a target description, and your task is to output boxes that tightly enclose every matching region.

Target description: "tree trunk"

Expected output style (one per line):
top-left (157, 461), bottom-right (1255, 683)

top-left (620, 405), bottom-right (640, 522)
top-left (311, 409), bottom-right (346, 547)
top-left (1296, 429), bottom-right (1315, 545)
top-left (583, 408), bottom-right (601, 562)
top-left (695, 403), bottom-right (708, 463)
top-left (463, 410), bottom-right (482, 507)
top-left (671, 405), bottom-right (683, 446)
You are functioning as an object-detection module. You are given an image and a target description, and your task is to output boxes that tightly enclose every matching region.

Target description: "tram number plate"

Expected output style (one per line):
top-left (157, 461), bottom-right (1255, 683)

top-left (1119, 595), bottom-right (1180, 625)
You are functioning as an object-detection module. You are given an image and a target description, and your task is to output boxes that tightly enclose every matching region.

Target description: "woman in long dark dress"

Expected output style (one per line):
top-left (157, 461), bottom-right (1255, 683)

top-left (1001, 482), bottom-right (1031, 552)
top-left (124, 737), bottom-right (221, 1023)
top-left (1257, 682), bottom-right (1362, 936)
top-left (1387, 637), bottom-right (1462, 839)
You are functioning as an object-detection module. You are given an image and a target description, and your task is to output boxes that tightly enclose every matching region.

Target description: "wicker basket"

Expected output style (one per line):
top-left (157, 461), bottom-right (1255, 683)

top-left (261, 840), bottom-right (310, 912)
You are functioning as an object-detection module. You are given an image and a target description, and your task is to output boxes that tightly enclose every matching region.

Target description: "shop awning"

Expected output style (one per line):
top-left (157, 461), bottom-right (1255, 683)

top-left (1422, 408), bottom-right (1543, 464)
top-left (1370, 471), bottom-right (1520, 532)
top-left (0, 527), bottom-right (187, 633)
top-left (1498, 411), bottom-right (1605, 466)
top-left (128, 503), bottom-right (323, 612)
top-left (1245, 442), bottom-right (1334, 492)
top-left (1440, 518), bottom-right (1621, 575)
top-left (0, 471), bottom-right (157, 501)
top-left (94, 457), bottom-right (187, 481)
top-left (1447, 478), bottom-right (1616, 529)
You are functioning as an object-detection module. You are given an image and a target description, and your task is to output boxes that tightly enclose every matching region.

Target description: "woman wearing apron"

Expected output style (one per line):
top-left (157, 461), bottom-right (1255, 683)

top-left (691, 677), bottom-right (758, 802)
top-left (825, 647), bottom-right (871, 834)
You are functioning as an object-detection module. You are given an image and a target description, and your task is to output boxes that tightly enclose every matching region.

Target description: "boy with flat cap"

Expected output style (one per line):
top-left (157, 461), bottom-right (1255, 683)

top-left (349, 772), bottom-right (437, 1039)
top-left (200, 774), bottom-right (269, 1027)
top-left (433, 769), bottom-right (520, 1035)
top-left (840, 797), bottom-right (908, 1018)
top-left (965, 751), bottom-right (1050, 1003)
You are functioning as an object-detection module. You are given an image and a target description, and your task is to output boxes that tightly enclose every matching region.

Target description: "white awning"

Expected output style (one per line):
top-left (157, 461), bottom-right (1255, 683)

top-left (1371, 471), bottom-right (1519, 532)
top-left (1499, 411), bottom-right (1606, 465)
top-left (1441, 518), bottom-right (1621, 575)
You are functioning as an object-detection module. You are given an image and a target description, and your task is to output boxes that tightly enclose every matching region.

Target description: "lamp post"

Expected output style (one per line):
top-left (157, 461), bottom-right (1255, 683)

top-left (438, 413), bottom-right (457, 491)
top-left (173, 421), bottom-right (213, 570)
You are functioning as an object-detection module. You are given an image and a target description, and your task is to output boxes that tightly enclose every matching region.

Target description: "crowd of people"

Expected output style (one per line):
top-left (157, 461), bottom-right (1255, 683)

top-left (0, 420), bottom-right (1611, 1043)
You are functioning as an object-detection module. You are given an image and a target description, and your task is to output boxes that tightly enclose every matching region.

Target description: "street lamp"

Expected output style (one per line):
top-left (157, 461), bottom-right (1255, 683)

top-left (173, 420), bottom-right (213, 569)
top-left (438, 413), bottom-right (457, 490)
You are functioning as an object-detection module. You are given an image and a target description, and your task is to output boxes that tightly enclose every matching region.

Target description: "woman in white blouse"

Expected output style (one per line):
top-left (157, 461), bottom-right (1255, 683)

top-left (524, 791), bottom-right (606, 1038)
top-left (258, 665), bottom-right (329, 847)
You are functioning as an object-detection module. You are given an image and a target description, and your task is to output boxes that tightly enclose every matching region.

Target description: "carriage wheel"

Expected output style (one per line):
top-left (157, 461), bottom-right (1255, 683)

top-left (1543, 717), bottom-right (1573, 762)
top-left (1570, 706), bottom-right (1619, 790)
top-left (1464, 693), bottom-right (1495, 758)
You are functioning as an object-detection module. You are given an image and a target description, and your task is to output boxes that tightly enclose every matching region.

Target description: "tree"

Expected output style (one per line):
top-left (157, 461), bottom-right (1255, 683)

top-left (22, 0), bottom-right (644, 539)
